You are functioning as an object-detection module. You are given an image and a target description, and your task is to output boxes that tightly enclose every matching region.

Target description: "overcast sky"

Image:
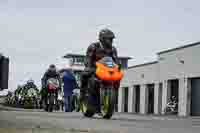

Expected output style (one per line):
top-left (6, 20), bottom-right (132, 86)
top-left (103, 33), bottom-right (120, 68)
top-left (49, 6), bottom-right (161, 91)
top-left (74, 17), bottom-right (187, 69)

top-left (0, 0), bottom-right (200, 91)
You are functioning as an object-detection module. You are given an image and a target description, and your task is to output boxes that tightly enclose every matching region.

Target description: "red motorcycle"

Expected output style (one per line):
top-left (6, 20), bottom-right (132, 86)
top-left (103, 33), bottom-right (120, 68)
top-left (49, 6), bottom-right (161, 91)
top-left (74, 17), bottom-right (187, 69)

top-left (46, 78), bottom-right (60, 112)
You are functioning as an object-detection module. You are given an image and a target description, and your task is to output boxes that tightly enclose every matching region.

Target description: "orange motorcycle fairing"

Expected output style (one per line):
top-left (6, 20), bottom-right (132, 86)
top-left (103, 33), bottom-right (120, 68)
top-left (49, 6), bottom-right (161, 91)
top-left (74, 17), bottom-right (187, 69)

top-left (95, 62), bottom-right (123, 81)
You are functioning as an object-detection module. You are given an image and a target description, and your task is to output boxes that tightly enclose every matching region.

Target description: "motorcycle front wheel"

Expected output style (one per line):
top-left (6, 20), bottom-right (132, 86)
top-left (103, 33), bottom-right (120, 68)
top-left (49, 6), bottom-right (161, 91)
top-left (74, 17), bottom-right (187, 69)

top-left (100, 89), bottom-right (116, 119)
top-left (80, 93), bottom-right (95, 117)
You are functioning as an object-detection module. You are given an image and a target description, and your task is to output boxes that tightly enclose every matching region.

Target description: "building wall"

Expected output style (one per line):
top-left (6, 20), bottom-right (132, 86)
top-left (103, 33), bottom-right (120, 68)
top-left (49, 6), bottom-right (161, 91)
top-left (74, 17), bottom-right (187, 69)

top-left (122, 44), bottom-right (200, 86)
top-left (158, 44), bottom-right (200, 80)
top-left (120, 63), bottom-right (158, 87)
top-left (119, 62), bottom-right (159, 114)
top-left (119, 43), bottom-right (200, 116)
top-left (157, 45), bottom-right (200, 116)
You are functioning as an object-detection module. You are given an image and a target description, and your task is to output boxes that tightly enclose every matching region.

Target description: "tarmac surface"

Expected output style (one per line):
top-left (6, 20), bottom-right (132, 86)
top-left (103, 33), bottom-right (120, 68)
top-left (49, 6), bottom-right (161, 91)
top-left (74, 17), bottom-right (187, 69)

top-left (0, 105), bottom-right (199, 133)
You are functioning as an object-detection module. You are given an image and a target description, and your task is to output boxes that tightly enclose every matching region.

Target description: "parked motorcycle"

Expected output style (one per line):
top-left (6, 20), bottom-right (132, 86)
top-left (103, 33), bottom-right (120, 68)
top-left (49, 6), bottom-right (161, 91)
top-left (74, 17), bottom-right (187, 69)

top-left (46, 78), bottom-right (60, 112)
top-left (164, 100), bottom-right (178, 115)
top-left (80, 56), bottom-right (123, 119)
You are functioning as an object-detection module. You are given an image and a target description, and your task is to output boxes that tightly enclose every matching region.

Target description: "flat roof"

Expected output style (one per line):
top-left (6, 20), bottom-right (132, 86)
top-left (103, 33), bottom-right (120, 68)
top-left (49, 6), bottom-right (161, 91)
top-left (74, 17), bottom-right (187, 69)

top-left (63, 53), bottom-right (132, 60)
top-left (58, 68), bottom-right (83, 73)
top-left (157, 41), bottom-right (200, 55)
top-left (128, 61), bottom-right (158, 69)
top-left (63, 53), bottom-right (85, 58)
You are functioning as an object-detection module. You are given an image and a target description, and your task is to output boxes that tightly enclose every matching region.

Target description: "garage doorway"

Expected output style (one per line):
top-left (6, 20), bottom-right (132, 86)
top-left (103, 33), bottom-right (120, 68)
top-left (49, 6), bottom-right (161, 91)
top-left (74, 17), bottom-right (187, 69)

top-left (191, 78), bottom-right (200, 116)
top-left (169, 79), bottom-right (179, 115)
top-left (135, 85), bottom-right (140, 113)
top-left (170, 80), bottom-right (179, 101)
top-left (124, 87), bottom-right (129, 112)
top-left (158, 83), bottom-right (163, 114)
top-left (147, 84), bottom-right (154, 114)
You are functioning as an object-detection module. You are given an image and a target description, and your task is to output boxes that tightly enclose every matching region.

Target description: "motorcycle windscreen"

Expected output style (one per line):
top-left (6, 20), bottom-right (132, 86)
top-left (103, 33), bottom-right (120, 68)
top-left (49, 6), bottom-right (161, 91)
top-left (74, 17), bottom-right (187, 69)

top-left (95, 57), bottom-right (123, 81)
top-left (47, 78), bottom-right (59, 90)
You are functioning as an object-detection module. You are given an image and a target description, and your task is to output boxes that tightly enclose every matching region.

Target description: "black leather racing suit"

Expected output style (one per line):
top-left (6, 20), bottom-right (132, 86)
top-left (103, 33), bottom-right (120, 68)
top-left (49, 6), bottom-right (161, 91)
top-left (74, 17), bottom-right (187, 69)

top-left (41, 70), bottom-right (62, 104)
top-left (80, 42), bottom-right (120, 95)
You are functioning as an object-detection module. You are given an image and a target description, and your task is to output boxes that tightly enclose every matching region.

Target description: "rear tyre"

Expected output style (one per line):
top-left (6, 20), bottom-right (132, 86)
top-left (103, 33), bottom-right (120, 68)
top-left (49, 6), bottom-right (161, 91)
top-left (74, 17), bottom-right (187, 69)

top-left (48, 95), bottom-right (55, 112)
top-left (48, 105), bottom-right (53, 112)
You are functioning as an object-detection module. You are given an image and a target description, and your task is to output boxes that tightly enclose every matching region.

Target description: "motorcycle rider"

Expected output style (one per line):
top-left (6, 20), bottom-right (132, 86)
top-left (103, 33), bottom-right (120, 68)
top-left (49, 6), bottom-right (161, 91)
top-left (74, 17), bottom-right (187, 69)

top-left (24, 79), bottom-right (37, 91)
top-left (41, 64), bottom-right (62, 108)
top-left (24, 79), bottom-right (38, 97)
top-left (80, 28), bottom-right (120, 101)
top-left (23, 79), bottom-right (38, 107)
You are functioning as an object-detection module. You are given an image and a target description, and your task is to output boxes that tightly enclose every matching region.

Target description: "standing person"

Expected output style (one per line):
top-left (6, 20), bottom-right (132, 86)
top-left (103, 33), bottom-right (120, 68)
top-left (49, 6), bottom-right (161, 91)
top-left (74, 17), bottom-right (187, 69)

top-left (62, 69), bottom-right (78, 112)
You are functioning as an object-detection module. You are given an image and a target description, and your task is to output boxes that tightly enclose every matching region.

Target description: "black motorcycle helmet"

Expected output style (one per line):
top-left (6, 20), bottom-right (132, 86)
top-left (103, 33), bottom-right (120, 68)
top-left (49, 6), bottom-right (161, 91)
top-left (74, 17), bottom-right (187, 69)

top-left (99, 28), bottom-right (115, 48)
top-left (27, 79), bottom-right (34, 85)
top-left (48, 64), bottom-right (56, 72)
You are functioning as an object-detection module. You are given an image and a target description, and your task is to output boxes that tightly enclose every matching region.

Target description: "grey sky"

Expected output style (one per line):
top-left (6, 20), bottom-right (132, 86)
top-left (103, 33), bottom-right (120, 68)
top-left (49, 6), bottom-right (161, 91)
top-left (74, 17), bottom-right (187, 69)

top-left (0, 0), bottom-right (200, 90)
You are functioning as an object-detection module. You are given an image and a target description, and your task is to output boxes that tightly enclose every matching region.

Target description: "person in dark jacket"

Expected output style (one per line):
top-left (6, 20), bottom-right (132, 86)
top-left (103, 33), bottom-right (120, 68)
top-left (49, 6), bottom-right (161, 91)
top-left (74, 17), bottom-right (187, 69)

top-left (41, 64), bottom-right (61, 89)
top-left (62, 69), bottom-right (78, 112)
top-left (80, 28), bottom-right (120, 100)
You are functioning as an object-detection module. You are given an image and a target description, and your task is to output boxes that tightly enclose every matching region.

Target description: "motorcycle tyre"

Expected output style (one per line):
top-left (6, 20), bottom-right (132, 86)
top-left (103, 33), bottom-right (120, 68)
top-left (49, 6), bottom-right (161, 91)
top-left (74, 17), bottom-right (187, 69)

top-left (100, 89), bottom-right (116, 119)
top-left (48, 95), bottom-right (55, 112)
top-left (80, 93), bottom-right (95, 118)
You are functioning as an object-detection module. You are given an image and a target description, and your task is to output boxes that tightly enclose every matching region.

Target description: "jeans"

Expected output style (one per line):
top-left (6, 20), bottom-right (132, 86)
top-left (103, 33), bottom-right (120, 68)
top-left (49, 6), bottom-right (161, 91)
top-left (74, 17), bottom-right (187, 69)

top-left (64, 96), bottom-right (73, 112)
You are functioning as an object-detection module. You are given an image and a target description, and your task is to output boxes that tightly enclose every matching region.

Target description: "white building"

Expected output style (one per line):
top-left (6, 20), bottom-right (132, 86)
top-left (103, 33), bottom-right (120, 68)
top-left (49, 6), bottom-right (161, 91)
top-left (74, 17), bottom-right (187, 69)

top-left (118, 41), bottom-right (200, 117)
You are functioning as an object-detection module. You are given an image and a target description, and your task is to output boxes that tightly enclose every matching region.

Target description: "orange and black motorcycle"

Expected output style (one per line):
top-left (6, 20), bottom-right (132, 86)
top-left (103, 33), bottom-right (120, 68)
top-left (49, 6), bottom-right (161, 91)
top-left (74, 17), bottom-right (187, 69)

top-left (81, 56), bottom-right (123, 119)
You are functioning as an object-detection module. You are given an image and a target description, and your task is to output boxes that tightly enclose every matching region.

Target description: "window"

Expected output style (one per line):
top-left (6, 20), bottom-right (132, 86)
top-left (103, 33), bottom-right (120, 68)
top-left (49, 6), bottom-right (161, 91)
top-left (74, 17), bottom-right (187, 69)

top-left (77, 57), bottom-right (84, 64)
top-left (119, 59), bottom-right (127, 69)
top-left (73, 57), bottom-right (84, 65)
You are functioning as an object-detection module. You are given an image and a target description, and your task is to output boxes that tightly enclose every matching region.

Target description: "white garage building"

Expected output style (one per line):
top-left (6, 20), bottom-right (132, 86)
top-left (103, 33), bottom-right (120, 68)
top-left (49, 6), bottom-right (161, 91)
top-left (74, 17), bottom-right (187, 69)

top-left (118, 41), bottom-right (200, 117)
